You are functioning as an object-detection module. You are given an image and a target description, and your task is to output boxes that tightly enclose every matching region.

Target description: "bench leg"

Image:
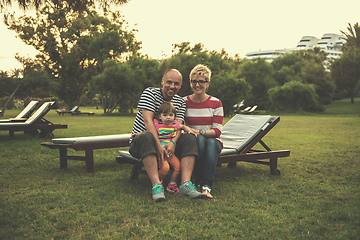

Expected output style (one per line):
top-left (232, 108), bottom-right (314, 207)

top-left (130, 165), bottom-right (142, 180)
top-left (270, 157), bottom-right (280, 175)
top-left (59, 147), bottom-right (67, 169)
top-left (227, 162), bottom-right (236, 168)
top-left (85, 149), bottom-right (94, 173)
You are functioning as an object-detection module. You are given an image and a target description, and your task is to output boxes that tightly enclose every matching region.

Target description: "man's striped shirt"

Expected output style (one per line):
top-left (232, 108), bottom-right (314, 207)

top-left (131, 88), bottom-right (186, 137)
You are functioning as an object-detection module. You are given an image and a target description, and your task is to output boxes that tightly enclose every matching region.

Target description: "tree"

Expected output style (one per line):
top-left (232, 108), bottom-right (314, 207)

top-left (91, 57), bottom-right (160, 114)
top-left (239, 58), bottom-right (277, 111)
top-left (341, 22), bottom-right (360, 50)
top-left (268, 81), bottom-right (320, 112)
top-left (331, 48), bottom-right (360, 103)
top-left (10, 7), bottom-right (141, 108)
top-left (0, 54), bottom-right (52, 116)
top-left (2, 0), bottom-right (129, 24)
top-left (161, 42), bottom-right (232, 97)
top-left (272, 49), bottom-right (334, 104)
top-left (91, 60), bottom-right (133, 113)
top-left (208, 70), bottom-right (251, 116)
top-left (0, 71), bottom-right (20, 116)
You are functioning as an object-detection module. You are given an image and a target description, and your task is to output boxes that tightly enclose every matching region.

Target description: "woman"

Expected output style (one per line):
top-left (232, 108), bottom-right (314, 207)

top-left (184, 64), bottom-right (224, 199)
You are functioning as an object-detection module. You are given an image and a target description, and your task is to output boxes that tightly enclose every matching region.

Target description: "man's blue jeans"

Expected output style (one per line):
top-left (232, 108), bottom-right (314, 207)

top-left (194, 135), bottom-right (222, 190)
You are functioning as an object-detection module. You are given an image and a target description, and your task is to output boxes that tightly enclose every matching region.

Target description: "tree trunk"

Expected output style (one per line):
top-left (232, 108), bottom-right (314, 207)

top-left (0, 83), bottom-right (22, 116)
top-left (350, 89), bottom-right (355, 104)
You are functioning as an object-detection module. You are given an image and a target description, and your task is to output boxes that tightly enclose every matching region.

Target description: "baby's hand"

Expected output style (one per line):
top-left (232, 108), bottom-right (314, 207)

top-left (184, 127), bottom-right (197, 137)
top-left (187, 129), bottom-right (197, 137)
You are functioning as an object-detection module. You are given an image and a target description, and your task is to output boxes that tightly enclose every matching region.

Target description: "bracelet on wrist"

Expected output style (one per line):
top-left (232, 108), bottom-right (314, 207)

top-left (170, 140), bottom-right (176, 147)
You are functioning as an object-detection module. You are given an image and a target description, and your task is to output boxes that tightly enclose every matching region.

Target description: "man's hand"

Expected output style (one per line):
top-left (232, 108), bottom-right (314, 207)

top-left (130, 131), bottom-right (144, 139)
top-left (156, 143), bottom-right (165, 168)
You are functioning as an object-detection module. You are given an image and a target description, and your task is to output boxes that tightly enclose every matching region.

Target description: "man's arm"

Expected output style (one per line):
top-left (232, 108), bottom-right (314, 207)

top-left (142, 110), bottom-right (165, 167)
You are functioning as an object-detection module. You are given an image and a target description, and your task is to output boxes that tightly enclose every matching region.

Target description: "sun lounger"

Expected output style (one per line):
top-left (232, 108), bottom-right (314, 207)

top-left (56, 106), bottom-right (79, 115)
top-left (71, 110), bottom-right (95, 116)
top-left (57, 106), bottom-right (95, 116)
top-left (0, 102), bottom-right (67, 138)
top-left (244, 105), bottom-right (258, 114)
top-left (0, 101), bottom-right (39, 123)
top-left (217, 114), bottom-right (289, 175)
top-left (41, 134), bottom-right (131, 173)
top-left (241, 107), bottom-right (251, 113)
top-left (116, 114), bottom-right (290, 180)
top-left (242, 105), bottom-right (258, 114)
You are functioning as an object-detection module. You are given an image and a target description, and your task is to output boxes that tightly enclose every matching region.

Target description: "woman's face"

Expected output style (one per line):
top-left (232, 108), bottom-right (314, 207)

top-left (190, 74), bottom-right (209, 94)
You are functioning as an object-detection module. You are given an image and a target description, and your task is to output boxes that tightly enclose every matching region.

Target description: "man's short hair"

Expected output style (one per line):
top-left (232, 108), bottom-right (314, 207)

top-left (189, 64), bottom-right (212, 82)
top-left (162, 69), bottom-right (183, 82)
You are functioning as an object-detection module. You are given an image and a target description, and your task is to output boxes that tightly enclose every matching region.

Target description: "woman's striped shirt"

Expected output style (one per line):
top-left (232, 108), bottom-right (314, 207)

top-left (184, 95), bottom-right (224, 146)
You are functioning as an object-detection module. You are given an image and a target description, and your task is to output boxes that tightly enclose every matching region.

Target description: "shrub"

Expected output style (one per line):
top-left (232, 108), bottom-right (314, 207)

top-left (268, 81), bottom-right (320, 111)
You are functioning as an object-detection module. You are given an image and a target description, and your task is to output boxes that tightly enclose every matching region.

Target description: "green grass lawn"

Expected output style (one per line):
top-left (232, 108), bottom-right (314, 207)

top-left (1, 100), bottom-right (359, 239)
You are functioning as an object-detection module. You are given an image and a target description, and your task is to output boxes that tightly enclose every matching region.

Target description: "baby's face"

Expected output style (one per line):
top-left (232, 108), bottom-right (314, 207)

top-left (159, 112), bottom-right (175, 125)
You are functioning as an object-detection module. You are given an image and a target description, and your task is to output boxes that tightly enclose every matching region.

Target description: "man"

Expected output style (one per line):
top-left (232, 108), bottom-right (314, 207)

top-left (129, 69), bottom-right (203, 201)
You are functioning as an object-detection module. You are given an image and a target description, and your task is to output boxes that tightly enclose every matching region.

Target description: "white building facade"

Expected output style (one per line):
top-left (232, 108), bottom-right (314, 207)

top-left (245, 33), bottom-right (346, 66)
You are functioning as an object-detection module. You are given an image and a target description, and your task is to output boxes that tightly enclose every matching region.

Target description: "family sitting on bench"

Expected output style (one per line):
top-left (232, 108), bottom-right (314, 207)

top-left (128, 65), bottom-right (223, 201)
top-left (42, 65), bottom-right (290, 202)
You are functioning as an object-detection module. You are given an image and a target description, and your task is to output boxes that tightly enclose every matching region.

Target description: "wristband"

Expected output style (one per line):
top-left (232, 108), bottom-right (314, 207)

top-left (204, 130), bottom-right (207, 137)
top-left (170, 140), bottom-right (176, 147)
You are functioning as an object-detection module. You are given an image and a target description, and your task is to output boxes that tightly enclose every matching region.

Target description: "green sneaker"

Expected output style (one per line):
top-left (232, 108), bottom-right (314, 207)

top-left (152, 184), bottom-right (165, 202)
top-left (179, 181), bottom-right (205, 199)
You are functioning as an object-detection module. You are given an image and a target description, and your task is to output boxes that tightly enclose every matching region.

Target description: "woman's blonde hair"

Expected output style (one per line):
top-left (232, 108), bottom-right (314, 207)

top-left (189, 64), bottom-right (212, 82)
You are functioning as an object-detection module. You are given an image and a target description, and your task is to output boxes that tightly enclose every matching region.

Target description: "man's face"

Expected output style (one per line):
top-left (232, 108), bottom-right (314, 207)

top-left (161, 70), bottom-right (182, 100)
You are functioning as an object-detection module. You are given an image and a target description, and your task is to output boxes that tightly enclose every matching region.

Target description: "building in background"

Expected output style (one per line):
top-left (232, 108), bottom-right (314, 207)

top-left (245, 33), bottom-right (346, 69)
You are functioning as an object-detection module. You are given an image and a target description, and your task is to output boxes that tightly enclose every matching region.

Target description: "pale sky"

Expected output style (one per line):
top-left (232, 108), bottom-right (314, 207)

top-left (1, 0), bottom-right (360, 72)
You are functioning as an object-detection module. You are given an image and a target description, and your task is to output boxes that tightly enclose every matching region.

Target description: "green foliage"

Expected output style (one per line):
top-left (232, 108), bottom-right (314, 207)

top-left (91, 60), bottom-right (134, 113)
top-left (91, 57), bottom-right (160, 113)
top-left (208, 70), bottom-right (251, 116)
top-left (161, 42), bottom-right (248, 114)
top-left (331, 48), bottom-right (360, 103)
top-left (0, 71), bottom-right (19, 99)
top-left (239, 58), bottom-right (277, 110)
top-left (0, 97), bottom-right (15, 109)
top-left (10, 8), bottom-right (141, 109)
top-left (340, 22), bottom-right (360, 50)
top-left (161, 42), bottom-right (233, 97)
top-left (2, 0), bottom-right (129, 18)
top-left (268, 81), bottom-right (320, 111)
top-left (272, 49), bottom-right (334, 105)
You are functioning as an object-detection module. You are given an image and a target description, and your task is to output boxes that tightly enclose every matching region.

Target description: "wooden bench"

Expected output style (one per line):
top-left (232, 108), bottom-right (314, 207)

top-left (41, 134), bottom-right (131, 173)
top-left (116, 115), bottom-right (290, 180)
